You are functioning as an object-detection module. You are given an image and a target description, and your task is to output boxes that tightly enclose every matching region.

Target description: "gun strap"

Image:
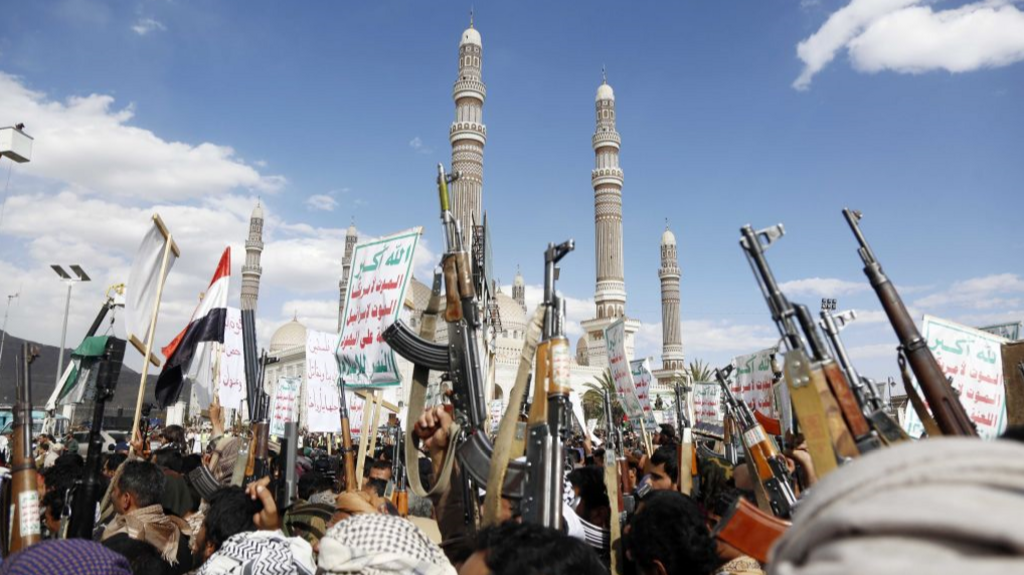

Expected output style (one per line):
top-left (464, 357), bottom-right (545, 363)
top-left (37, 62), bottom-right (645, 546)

top-left (899, 350), bottom-right (943, 437)
top-left (783, 350), bottom-right (840, 477)
top-left (482, 306), bottom-right (544, 526)
top-left (405, 273), bottom-right (459, 500)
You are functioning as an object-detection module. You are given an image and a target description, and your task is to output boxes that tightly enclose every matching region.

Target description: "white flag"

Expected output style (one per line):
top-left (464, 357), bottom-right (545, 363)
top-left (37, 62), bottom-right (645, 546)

top-left (125, 220), bottom-right (176, 345)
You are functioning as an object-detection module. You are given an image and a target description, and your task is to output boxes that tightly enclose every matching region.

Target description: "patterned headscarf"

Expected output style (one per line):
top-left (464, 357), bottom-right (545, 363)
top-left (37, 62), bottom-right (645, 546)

top-left (317, 514), bottom-right (456, 575)
top-left (197, 530), bottom-right (316, 575)
top-left (0, 539), bottom-right (132, 575)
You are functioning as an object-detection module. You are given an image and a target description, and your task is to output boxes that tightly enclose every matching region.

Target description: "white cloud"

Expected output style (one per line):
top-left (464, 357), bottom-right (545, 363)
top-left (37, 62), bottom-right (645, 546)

top-left (794, 0), bottom-right (918, 90)
top-left (680, 319), bottom-right (779, 355)
top-left (793, 0), bottom-right (1024, 90)
top-left (914, 273), bottom-right (1024, 309)
top-left (132, 18), bottom-right (166, 36)
top-left (848, 1), bottom-right (1024, 74)
top-left (778, 277), bottom-right (868, 297)
top-left (305, 194), bottom-right (338, 212)
top-left (847, 342), bottom-right (899, 361)
top-left (408, 136), bottom-right (431, 155)
top-left (0, 72), bottom-right (284, 201)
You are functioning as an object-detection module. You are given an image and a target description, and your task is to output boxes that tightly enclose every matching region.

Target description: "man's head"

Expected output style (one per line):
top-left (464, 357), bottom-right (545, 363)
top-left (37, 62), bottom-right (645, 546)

top-left (298, 471), bottom-right (333, 501)
top-left (460, 521), bottom-right (606, 575)
top-left (368, 459), bottom-right (392, 482)
top-left (195, 486), bottom-right (258, 562)
top-left (644, 446), bottom-right (679, 492)
top-left (626, 491), bottom-right (717, 575)
top-left (112, 460), bottom-right (166, 515)
top-left (655, 424), bottom-right (676, 446)
top-left (593, 447), bottom-right (606, 468)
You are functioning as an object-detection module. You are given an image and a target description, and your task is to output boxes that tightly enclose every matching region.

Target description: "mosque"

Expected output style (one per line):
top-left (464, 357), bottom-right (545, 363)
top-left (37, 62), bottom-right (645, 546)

top-left (255, 18), bottom-right (688, 428)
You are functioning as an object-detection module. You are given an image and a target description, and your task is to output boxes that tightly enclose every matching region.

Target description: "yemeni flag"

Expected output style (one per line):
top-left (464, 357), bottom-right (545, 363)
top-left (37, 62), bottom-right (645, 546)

top-left (156, 247), bottom-right (230, 407)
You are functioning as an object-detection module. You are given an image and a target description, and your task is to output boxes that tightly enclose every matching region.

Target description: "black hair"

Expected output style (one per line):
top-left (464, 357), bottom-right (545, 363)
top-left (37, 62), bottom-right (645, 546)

top-left (181, 453), bottom-right (203, 475)
top-left (158, 425), bottom-right (187, 453)
top-left (41, 489), bottom-right (64, 523)
top-left (649, 445), bottom-right (679, 484)
top-left (42, 456), bottom-right (83, 495)
top-left (1000, 425), bottom-right (1024, 443)
top-left (568, 465), bottom-right (610, 512)
top-left (366, 477), bottom-right (388, 497)
top-left (473, 521), bottom-right (607, 575)
top-left (297, 471), bottom-right (333, 501)
top-left (153, 448), bottom-right (184, 473)
top-left (104, 452), bottom-right (128, 473)
top-left (117, 460), bottom-right (166, 508)
top-left (625, 491), bottom-right (717, 575)
top-left (370, 459), bottom-right (391, 472)
top-left (659, 423), bottom-right (676, 440)
top-left (203, 486), bottom-right (258, 552)
top-left (103, 533), bottom-right (171, 575)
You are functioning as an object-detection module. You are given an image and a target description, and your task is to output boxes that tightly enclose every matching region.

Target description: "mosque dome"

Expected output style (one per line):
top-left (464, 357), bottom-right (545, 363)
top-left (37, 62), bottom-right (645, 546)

top-left (251, 201), bottom-right (264, 220)
top-left (596, 83), bottom-right (615, 102)
top-left (347, 223), bottom-right (357, 237)
top-left (495, 291), bottom-right (527, 334)
top-left (576, 337), bottom-right (589, 366)
top-left (270, 315), bottom-right (306, 352)
top-left (460, 27), bottom-right (481, 47)
top-left (662, 228), bottom-right (676, 246)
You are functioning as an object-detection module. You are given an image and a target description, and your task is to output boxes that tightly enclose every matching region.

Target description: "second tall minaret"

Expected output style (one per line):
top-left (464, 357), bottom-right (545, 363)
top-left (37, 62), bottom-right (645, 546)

top-left (450, 17), bottom-right (486, 245)
top-left (241, 201), bottom-right (264, 312)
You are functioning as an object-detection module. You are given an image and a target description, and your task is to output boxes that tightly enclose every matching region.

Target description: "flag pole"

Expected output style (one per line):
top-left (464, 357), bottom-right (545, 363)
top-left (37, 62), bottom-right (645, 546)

top-left (131, 215), bottom-right (179, 448)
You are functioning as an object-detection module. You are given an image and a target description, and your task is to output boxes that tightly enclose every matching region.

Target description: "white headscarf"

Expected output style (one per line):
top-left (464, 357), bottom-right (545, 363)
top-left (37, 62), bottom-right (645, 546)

top-left (318, 514), bottom-right (457, 575)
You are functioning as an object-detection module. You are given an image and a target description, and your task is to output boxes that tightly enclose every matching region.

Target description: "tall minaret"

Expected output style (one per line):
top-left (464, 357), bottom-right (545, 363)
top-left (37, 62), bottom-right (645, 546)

top-left (580, 72), bottom-right (640, 367)
top-left (512, 266), bottom-right (525, 311)
top-left (450, 14), bottom-right (486, 245)
top-left (655, 223), bottom-right (685, 386)
top-left (241, 201), bottom-right (264, 312)
top-left (337, 221), bottom-right (359, 332)
top-left (592, 72), bottom-right (626, 320)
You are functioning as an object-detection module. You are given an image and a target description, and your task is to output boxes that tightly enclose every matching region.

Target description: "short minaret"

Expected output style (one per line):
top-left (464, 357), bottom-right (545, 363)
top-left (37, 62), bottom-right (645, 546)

top-left (654, 223), bottom-right (685, 387)
top-left (337, 221), bottom-right (359, 332)
top-left (450, 14), bottom-right (487, 246)
top-left (580, 71), bottom-right (640, 367)
top-left (241, 201), bottom-right (264, 312)
top-left (512, 266), bottom-right (525, 311)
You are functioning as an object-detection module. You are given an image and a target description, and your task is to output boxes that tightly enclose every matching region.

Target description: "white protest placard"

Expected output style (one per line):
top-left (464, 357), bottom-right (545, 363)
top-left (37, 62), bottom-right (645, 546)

top-left (693, 382), bottom-right (725, 438)
top-left (345, 391), bottom-right (366, 439)
top-left (629, 358), bottom-right (660, 431)
top-left (730, 347), bottom-right (779, 418)
top-left (270, 376), bottom-right (300, 437)
top-left (218, 307), bottom-right (246, 410)
top-left (902, 315), bottom-right (1007, 439)
top-left (488, 399), bottom-right (503, 435)
top-left (306, 330), bottom-right (342, 433)
top-left (336, 229), bottom-right (420, 387)
top-left (605, 319), bottom-right (644, 430)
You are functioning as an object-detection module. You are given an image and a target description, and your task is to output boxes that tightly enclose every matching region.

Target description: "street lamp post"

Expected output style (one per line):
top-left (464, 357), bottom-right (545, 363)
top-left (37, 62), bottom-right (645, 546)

top-left (51, 265), bottom-right (91, 394)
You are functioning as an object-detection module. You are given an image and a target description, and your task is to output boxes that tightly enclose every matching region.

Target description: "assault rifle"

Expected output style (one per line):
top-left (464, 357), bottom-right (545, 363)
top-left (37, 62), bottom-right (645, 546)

top-left (820, 309), bottom-right (908, 445)
top-left (714, 365), bottom-right (796, 518)
top-left (673, 383), bottom-right (697, 497)
top-left (67, 337), bottom-right (127, 539)
top-left (843, 208), bottom-right (977, 437)
top-left (383, 164), bottom-right (528, 506)
top-left (391, 424), bottom-right (409, 517)
top-left (739, 224), bottom-right (874, 473)
top-left (522, 240), bottom-right (575, 528)
top-left (7, 344), bottom-right (41, 554)
top-left (338, 382), bottom-right (357, 492)
top-left (244, 350), bottom-right (277, 485)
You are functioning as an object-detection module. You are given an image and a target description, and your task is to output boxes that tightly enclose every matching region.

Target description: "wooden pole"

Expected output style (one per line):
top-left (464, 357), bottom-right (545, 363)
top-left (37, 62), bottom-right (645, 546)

top-left (366, 389), bottom-right (383, 466)
top-left (354, 389), bottom-right (376, 490)
top-left (130, 222), bottom-right (176, 448)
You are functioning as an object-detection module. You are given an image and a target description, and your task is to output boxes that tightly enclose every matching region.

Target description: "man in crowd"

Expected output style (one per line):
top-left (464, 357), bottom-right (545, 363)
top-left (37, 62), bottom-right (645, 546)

top-left (644, 445), bottom-right (679, 492)
top-left (102, 460), bottom-right (193, 575)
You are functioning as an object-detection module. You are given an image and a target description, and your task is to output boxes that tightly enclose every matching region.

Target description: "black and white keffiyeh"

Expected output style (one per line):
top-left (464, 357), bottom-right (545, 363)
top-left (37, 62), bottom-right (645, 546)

top-left (197, 530), bottom-right (315, 575)
top-left (317, 514), bottom-right (456, 575)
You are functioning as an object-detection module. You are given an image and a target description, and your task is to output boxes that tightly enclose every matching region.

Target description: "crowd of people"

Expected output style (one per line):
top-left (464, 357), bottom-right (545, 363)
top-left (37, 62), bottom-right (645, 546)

top-left (2, 401), bottom-right (1024, 575)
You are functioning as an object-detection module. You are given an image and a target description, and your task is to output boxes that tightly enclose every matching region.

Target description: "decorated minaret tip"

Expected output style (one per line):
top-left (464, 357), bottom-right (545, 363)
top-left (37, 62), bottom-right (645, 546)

top-left (596, 68), bottom-right (615, 101)
top-left (461, 9), bottom-right (481, 46)
top-left (662, 218), bottom-right (676, 245)
top-left (252, 198), bottom-right (263, 219)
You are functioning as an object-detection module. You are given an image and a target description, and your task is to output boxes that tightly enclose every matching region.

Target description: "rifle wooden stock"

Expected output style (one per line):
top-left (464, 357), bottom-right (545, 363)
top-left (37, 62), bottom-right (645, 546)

top-left (10, 345), bottom-right (41, 553)
top-left (442, 255), bottom-right (461, 323)
top-left (245, 422), bottom-right (270, 482)
top-left (713, 497), bottom-right (790, 564)
top-left (341, 415), bottom-right (357, 492)
top-left (529, 340), bottom-right (551, 426)
top-left (677, 441), bottom-right (693, 495)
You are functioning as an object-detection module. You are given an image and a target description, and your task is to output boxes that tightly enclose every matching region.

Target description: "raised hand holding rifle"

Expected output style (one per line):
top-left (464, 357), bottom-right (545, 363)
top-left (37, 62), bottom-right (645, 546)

top-left (843, 208), bottom-right (977, 437)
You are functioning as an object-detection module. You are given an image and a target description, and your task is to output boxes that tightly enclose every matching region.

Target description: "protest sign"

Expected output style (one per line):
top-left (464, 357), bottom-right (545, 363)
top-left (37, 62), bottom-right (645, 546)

top-left (270, 376), bottom-right (300, 437)
top-left (730, 347), bottom-right (779, 418)
top-left (605, 319), bottom-right (644, 430)
top-left (336, 229), bottom-right (420, 387)
top-left (629, 358), bottom-right (660, 430)
top-left (306, 329), bottom-right (342, 433)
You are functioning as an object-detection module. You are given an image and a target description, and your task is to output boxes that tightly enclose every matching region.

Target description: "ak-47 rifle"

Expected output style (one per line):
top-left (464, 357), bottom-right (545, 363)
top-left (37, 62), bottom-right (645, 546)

top-left (673, 383), bottom-right (697, 497)
top-left (383, 164), bottom-right (529, 506)
top-left (714, 365), bottom-right (796, 518)
top-left (820, 309), bottom-right (908, 445)
top-left (67, 337), bottom-right (127, 540)
top-left (843, 208), bottom-right (977, 437)
top-left (521, 240), bottom-right (575, 529)
top-left (7, 344), bottom-right (41, 555)
top-left (391, 424), bottom-right (408, 517)
top-left (739, 224), bottom-right (869, 474)
top-left (244, 350), bottom-right (276, 484)
top-left (275, 422), bottom-right (299, 512)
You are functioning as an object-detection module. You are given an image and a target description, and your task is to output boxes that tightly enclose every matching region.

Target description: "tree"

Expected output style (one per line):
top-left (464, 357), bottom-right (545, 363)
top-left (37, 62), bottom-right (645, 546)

top-left (582, 368), bottom-right (625, 430)
top-left (686, 359), bottom-right (715, 384)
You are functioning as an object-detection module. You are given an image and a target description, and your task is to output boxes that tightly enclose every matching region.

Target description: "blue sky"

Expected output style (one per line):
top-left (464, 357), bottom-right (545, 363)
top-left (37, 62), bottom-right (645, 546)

top-left (0, 0), bottom-right (1022, 389)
